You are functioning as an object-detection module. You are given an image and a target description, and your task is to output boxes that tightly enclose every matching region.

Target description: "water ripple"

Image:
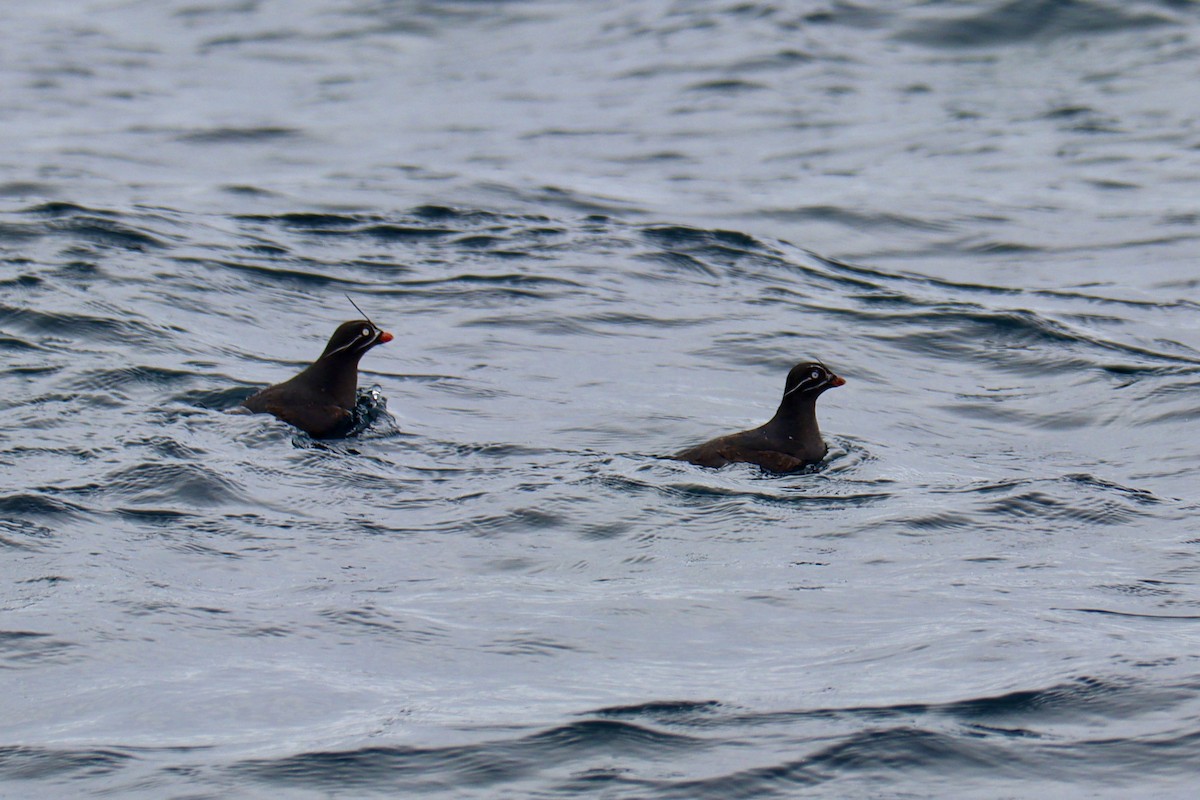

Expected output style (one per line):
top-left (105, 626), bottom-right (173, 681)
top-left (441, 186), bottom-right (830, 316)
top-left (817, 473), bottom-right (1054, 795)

top-left (4, 2), bottom-right (1200, 797)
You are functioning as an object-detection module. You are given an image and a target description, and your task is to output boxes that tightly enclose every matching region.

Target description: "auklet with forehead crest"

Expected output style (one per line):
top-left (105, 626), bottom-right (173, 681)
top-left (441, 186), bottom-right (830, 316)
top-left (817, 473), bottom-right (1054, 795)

top-left (675, 362), bottom-right (845, 472)
top-left (243, 310), bottom-right (393, 439)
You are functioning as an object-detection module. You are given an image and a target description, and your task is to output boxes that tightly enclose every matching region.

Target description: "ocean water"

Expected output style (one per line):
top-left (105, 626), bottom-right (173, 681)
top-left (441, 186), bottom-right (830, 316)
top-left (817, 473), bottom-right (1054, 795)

top-left (3, 1), bottom-right (1200, 797)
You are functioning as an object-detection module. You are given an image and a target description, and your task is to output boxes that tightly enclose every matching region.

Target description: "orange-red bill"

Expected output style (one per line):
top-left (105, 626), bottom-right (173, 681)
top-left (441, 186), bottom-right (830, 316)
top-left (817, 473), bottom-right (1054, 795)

top-left (830, 375), bottom-right (846, 387)
top-left (378, 331), bottom-right (394, 344)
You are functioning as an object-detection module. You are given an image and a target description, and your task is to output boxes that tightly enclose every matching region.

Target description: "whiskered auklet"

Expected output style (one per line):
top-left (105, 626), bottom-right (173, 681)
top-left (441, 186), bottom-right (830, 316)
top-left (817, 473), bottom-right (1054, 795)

top-left (243, 318), bottom-right (393, 438)
top-left (676, 362), bottom-right (845, 472)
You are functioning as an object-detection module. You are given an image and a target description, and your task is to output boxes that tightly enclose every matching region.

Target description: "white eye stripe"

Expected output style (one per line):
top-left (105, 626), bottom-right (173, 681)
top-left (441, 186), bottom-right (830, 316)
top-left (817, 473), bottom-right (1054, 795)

top-left (323, 340), bottom-right (356, 359)
top-left (783, 374), bottom-right (829, 398)
top-left (321, 327), bottom-right (378, 361)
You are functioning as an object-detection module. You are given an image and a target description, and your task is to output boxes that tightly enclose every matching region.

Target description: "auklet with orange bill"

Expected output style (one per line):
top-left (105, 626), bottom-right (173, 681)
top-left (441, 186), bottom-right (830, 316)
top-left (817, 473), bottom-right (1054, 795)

top-left (243, 301), bottom-right (393, 439)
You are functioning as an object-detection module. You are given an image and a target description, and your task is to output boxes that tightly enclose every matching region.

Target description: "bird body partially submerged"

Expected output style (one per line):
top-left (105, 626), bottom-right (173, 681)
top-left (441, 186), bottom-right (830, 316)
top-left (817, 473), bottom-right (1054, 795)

top-left (243, 319), bottom-right (392, 438)
top-left (676, 362), bottom-right (845, 473)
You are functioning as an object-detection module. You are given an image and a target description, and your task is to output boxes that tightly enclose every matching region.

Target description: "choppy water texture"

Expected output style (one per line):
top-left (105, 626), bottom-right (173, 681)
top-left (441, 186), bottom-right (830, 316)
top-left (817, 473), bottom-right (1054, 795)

top-left (4, 1), bottom-right (1200, 797)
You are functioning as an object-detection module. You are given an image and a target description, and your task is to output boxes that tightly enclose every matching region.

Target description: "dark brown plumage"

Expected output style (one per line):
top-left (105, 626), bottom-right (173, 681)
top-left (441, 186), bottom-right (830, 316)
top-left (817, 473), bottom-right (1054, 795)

top-left (676, 362), bottom-right (845, 473)
top-left (243, 319), bottom-right (393, 438)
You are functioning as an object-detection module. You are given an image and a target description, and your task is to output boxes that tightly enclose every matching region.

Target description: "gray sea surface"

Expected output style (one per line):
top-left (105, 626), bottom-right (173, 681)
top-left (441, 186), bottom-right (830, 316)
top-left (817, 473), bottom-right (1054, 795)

top-left (3, 1), bottom-right (1200, 797)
